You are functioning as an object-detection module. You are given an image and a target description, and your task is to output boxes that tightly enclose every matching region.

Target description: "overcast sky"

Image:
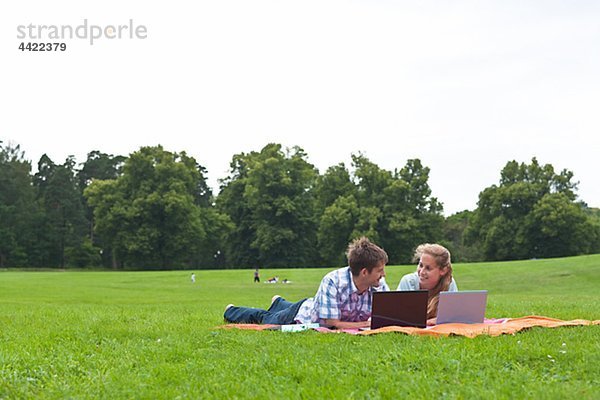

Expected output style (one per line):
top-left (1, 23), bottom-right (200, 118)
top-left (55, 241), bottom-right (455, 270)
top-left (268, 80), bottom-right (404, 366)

top-left (2, 1), bottom-right (599, 215)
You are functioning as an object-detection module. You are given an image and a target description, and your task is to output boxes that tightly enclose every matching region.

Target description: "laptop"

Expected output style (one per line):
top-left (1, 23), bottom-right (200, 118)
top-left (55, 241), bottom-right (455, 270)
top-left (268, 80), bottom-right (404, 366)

top-left (371, 290), bottom-right (428, 329)
top-left (436, 290), bottom-right (488, 324)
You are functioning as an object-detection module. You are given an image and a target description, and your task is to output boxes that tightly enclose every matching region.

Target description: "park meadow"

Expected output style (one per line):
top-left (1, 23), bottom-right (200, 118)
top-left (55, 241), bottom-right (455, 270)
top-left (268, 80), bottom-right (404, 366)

top-left (1, 255), bottom-right (599, 399)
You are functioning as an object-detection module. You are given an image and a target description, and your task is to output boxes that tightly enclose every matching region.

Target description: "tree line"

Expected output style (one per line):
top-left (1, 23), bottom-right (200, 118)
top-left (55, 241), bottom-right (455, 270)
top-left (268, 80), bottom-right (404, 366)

top-left (1, 141), bottom-right (599, 269)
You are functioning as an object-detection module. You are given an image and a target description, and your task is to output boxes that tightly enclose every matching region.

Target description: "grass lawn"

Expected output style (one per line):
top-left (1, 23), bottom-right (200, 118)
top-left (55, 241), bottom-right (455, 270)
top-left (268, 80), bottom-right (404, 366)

top-left (1, 255), bottom-right (599, 399)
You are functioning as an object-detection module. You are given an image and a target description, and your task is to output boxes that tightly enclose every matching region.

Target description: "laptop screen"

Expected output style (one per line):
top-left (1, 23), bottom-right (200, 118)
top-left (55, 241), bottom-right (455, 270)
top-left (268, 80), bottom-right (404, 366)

top-left (436, 290), bottom-right (488, 324)
top-left (371, 290), bottom-right (428, 329)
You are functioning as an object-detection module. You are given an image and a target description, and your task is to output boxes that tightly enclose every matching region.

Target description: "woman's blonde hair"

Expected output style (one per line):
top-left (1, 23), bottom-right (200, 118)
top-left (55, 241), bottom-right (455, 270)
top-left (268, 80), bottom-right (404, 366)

top-left (413, 243), bottom-right (453, 319)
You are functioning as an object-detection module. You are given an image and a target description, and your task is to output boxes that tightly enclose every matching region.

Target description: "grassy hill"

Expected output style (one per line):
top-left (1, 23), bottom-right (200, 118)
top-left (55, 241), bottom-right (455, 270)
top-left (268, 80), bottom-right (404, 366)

top-left (1, 255), bottom-right (599, 398)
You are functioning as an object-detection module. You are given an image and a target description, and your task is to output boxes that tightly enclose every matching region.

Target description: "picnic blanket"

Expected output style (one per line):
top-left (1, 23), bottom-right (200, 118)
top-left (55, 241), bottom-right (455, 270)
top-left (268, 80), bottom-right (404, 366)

top-left (221, 316), bottom-right (600, 338)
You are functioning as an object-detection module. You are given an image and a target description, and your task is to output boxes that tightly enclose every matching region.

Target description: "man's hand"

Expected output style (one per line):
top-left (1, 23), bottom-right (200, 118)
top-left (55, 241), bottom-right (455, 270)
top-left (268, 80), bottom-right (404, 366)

top-left (323, 318), bottom-right (370, 329)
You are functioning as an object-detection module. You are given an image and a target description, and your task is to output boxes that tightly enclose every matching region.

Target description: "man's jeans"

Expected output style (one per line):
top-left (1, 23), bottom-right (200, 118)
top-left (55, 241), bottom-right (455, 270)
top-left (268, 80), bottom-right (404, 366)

top-left (224, 297), bottom-right (308, 324)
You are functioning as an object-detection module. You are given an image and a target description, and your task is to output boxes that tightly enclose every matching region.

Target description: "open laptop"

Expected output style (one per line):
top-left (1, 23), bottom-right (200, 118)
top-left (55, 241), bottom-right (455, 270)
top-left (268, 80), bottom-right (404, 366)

top-left (436, 290), bottom-right (488, 324)
top-left (371, 290), bottom-right (428, 329)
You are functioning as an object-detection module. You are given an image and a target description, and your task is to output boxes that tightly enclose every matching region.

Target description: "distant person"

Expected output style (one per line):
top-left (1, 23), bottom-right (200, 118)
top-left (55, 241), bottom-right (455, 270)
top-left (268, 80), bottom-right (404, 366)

top-left (266, 276), bottom-right (279, 284)
top-left (282, 278), bottom-right (292, 284)
top-left (191, 273), bottom-right (196, 283)
top-left (224, 237), bottom-right (389, 329)
top-left (397, 243), bottom-right (457, 325)
top-left (254, 268), bottom-right (260, 283)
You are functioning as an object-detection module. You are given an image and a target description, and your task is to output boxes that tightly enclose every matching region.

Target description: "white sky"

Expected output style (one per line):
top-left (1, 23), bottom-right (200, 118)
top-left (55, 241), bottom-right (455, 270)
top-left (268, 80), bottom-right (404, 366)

top-left (2, 1), bottom-right (599, 215)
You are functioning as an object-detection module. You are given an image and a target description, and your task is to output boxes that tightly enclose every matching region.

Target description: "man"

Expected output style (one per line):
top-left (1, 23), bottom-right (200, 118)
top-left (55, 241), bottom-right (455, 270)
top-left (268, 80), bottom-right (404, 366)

top-left (224, 237), bottom-right (389, 329)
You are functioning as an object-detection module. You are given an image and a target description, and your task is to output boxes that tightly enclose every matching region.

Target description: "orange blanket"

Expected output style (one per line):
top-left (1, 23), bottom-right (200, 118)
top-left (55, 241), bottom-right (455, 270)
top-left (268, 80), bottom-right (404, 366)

top-left (221, 316), bottom-right (600, 338)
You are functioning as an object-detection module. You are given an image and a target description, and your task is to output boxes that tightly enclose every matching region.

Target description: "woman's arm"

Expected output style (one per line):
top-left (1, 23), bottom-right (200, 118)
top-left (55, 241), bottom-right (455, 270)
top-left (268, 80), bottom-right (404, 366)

top-left (397, 272), bottom-right (416, 291)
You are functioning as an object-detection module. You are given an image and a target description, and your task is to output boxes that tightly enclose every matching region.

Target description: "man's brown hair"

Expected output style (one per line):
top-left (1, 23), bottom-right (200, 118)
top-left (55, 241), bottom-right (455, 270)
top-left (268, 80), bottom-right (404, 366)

top-left (346, 237), bottom-right (388, 276)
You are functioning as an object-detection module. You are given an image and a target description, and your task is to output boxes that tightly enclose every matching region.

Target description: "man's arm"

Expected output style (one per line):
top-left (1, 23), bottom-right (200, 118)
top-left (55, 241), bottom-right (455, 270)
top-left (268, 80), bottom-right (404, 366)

top-left (323, 318), bottom-right (370, 329)
top-left (314, 268), bottom-right (371, 328)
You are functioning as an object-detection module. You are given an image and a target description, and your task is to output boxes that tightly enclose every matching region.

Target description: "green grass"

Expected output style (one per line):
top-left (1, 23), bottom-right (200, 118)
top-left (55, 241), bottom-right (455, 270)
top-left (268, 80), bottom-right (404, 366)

top-left (1, 255), bottom-right (599, 399)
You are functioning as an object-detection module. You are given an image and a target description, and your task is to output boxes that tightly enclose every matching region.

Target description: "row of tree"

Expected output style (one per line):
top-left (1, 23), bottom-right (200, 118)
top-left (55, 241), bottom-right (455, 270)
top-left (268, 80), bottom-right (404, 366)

top-left (1, 140), bottom-right (599, 269)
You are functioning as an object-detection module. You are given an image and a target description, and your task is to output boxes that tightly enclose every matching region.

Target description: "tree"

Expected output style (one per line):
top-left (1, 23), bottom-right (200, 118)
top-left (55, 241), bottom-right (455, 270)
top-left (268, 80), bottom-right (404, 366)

top-left (0, 142), bottom-right (38, 267)
top-left (33, 154), bottom-right (89, 267)
top-left (314, 163), bottom-right (356, 215)
top-left (317, 195), bottom-right (359, 265)
top-left (441, 210), bottom-right (482, 262)
top-left (313, 163), bottom-right (360, 266)
top-left (83, 179), bottom-right (125, 268)
top-left (78, 151), bottom-right (126, 265)
top-left (314, 155), bottom-right (444, 265)
top-left (351, 156), bottom-right (443, 263)
top-left (216, 154), bottom-right (259, 267)
top-left (524, 193), bottom-right (599, 258)
top-left (85, 145), bottom-right (222, 269)
top-left (351, 153), bottom-right (393, 208)
top-left (78, 150), bottom-right (126, 189)
top-left (382, 159), bottom-right (444, 262)
top-left (218, 143), bottom-right (318, 268)
top-left (467, 158), bottom-right (598, 260)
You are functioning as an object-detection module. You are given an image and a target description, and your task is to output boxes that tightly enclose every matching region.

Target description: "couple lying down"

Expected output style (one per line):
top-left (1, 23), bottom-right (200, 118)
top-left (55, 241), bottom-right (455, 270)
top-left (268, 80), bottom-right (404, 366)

top-left (224, 237), bottom-right (457, 328)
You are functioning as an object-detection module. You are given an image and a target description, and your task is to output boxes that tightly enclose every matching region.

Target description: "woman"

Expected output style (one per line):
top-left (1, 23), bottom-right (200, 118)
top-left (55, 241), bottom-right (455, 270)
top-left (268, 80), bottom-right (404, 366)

top-left (397, 243), bottom-right (457, 325)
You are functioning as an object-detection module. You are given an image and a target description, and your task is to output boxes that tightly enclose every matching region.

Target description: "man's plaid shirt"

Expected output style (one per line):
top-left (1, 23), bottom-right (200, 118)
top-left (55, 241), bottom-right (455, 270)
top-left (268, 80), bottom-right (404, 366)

top-left (295, 266), bottom-right (389, 324)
